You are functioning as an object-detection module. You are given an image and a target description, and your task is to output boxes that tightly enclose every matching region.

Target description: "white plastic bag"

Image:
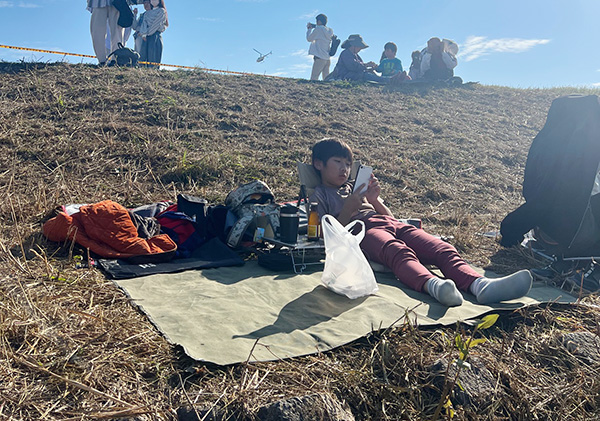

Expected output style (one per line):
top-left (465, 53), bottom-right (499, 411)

top-left (321, 215), bottom-right (378, 299)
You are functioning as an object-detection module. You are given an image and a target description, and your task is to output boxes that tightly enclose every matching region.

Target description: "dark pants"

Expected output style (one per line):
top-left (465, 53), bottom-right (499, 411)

top-left (140, 32), bottom-right (163, 68)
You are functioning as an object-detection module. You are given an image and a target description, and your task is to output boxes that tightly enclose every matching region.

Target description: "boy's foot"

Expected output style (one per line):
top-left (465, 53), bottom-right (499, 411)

top-left (425, 277), bottom-right (463, 307)
top-left (470, 270), bottom-right (533, 304)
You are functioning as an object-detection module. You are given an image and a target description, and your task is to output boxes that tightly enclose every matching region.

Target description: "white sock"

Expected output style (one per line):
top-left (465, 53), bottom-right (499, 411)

top-left (469, 270), bottom-right (533, 304)
top-left (425, 277), bottom-right (463, 307)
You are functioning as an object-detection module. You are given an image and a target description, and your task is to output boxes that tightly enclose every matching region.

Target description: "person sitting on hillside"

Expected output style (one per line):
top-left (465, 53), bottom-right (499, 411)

top-left (377, 42), bottom-right (410, 81)
top-left (329, 34), bottom-right (386, 83)
top-left (420, 37), bottom-right (458, 81)
top-left (408, 50), bottom-right (422, 80)
top-left (132, 0), bottom-right (167, 67)
top-left (306, 13), bottom-right (334, 81)
top-left (309, 138), bottom-right (533, 307)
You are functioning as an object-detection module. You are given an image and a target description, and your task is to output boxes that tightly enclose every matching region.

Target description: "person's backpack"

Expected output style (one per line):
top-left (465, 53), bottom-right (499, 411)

top-left (107, 42), bottom-right (140, 67)
top-left (225, 180), bottom-right (280, 248)
top-left (113, 0), bottom-right (134, 28)
top-left (329, 35), bottom-right (340, 56)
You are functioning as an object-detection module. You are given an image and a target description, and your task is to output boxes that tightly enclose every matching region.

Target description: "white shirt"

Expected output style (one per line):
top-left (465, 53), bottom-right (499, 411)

top-left (306, 25), bottom-right (334, 60)
top-left (420, 50), bottom-right (458, 74)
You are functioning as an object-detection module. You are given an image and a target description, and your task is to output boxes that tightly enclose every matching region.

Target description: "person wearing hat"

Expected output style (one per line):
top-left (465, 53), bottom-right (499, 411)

top-left (306, 14), bottom-right (334, 81)
top-left (331, 34), bottom-right (387, 83)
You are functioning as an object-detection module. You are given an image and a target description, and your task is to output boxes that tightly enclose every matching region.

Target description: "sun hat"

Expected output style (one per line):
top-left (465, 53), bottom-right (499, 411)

top-left (341, 34), bottom-right (368, 49)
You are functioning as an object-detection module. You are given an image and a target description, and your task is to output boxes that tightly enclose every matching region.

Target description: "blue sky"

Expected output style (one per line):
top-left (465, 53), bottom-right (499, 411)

top-left (1, 0), bottom-right (599, 88)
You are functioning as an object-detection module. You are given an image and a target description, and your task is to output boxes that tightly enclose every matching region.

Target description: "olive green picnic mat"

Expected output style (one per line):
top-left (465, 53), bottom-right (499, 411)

top-left (113, 261), bottom-right (575, 365)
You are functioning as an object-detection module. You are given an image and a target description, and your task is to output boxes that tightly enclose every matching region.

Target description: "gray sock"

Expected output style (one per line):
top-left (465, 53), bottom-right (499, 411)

top-left (470, 270), bottom-right (533, 304)
top-left (425, 277), bottom-right (463, 307)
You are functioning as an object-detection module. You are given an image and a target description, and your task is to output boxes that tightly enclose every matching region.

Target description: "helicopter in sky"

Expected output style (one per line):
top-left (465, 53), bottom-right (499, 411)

top-left (253, 49), bottom-right (272, 63)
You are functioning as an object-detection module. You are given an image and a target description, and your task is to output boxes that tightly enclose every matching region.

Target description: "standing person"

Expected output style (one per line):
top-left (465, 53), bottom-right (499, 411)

top-left (306, 13), bottom-right (334, 81)
top-left (131, 1), bottom-right (150, 54)
top-left (87, 0), bottom-right (125, 65)
top-left (309, 138), bottom-right (533, 307)
top-left (135, 0), bottom-right (167, 67)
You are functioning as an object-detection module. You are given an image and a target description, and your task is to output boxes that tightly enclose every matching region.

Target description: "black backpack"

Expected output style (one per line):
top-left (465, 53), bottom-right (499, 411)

top-left (107, 43), bottom-right (140, 67)
top-left (113, 0), bottom-right (134, 28)
top-left (329, 35), bottom-right (340, 56)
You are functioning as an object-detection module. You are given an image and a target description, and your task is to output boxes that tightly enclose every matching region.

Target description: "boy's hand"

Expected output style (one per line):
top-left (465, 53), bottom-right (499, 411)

top-left (337, 187), bottom-right (366, 225)
top-left (345, 188), bottom-right (366, 212)
top-left (365, 174), bottom-right (394, 218)
top-left (365, 175), bottom-right (381, 204)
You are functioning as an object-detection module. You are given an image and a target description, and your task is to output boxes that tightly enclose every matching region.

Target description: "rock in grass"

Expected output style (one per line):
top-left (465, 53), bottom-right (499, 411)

top-left (560, 331), bottom-right (600, 364)
top-left (430, 356), bottom-right (497, 408)
top-left (256, 393), bottom-right (354, 421)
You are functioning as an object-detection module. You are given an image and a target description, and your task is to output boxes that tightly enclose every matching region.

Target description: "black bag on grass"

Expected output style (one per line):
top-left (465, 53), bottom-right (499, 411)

top-left (107, 42), bottom-right (140, 67)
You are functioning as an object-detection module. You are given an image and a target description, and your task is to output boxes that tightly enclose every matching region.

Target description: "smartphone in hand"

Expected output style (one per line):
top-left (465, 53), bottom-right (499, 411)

top-left (353, 165), bottom-right (373, 195)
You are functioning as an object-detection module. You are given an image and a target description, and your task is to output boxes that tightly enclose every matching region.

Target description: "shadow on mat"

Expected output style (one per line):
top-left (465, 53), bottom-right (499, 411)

top-left (233, 285), bottom-right (366, 339)
top-left (372, 271), bottom-right (459, 320)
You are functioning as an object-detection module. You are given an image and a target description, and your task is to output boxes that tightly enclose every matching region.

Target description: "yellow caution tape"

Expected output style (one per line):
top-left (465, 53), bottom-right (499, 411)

top-left (0, 44), bottom-right (284, 78)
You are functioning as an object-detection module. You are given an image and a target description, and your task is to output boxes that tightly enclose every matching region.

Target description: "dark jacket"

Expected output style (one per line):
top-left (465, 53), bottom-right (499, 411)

top-left (333, 48), bottom-right (369, 81)
top-left (500, 94), bottom-right (600, 256)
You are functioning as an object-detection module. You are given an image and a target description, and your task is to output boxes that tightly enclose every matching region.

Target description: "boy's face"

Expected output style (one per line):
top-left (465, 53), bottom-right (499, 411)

top-left (315, 156), bottom-right (352, 188)
top-left (384, 48), bottom-right (395, 59)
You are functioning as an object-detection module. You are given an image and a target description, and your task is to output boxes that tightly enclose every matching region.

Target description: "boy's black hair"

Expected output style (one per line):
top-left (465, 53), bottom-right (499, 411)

top-left (316, 13), bottom-right (327, 25)
top-left (380, 42), bottom-right (398, 62)
top-left (311, 138), bottom-right (353, 169)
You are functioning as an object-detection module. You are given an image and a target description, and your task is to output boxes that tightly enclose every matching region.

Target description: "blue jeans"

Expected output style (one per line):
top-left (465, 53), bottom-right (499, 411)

top-left (363, 72), bottom-right (387, 84)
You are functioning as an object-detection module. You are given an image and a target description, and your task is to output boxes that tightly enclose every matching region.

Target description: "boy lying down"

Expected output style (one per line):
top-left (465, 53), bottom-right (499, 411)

top-left (309, 138), bottom-right (532, 307)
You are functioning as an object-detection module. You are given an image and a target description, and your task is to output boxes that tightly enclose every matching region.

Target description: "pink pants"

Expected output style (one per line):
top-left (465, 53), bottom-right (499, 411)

top-left (359, 214), bottom-right (481, 292)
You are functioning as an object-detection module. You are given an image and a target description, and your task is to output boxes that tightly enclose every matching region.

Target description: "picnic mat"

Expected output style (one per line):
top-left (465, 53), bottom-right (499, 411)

top-left (113, 261), bottom-right (576, 365)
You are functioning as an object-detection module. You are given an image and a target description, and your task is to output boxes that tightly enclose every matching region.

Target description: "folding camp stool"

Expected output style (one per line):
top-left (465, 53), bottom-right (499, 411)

top-left (262, 235), bottom-right (325, 274)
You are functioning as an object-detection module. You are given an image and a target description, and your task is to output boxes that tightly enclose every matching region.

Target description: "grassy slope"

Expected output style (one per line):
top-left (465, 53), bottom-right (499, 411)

top-left (1, 62), bottom-right (599, 419)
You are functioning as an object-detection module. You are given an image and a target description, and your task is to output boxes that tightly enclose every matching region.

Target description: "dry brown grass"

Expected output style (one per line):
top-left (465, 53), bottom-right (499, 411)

top-left (1, 61), bottom-right (600, 419)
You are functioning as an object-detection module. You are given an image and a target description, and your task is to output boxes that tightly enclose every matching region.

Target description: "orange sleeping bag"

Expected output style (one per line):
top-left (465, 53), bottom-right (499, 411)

top-left (43, 200), bottom-right (177, 260)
